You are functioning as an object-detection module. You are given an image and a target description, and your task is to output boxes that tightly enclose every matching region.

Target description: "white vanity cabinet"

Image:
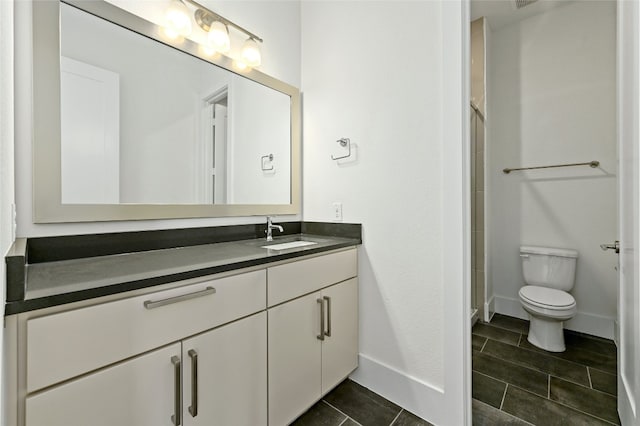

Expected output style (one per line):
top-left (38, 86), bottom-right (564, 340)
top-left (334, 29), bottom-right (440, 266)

top-left (25, 312), bottom-right (267, 426)
top-left (12, 247), bottom-right (358, 426)
top-left (267, 249), bottom-right (358, 426)
top-left (22, 270), bottom-right (267, 426)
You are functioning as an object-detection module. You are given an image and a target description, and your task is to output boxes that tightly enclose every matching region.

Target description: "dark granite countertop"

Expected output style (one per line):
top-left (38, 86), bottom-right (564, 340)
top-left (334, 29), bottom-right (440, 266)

top-left (5, 222), bottom-right (361, 315)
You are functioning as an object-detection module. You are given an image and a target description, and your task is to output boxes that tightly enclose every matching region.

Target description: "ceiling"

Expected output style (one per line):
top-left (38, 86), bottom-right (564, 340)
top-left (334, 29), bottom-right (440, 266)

top-left (470, 0), bottom-right (577, 30)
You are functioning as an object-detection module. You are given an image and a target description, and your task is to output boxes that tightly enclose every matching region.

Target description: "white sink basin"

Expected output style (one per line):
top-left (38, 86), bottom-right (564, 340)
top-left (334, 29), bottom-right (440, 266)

top-left (261, 241), bottom-right (318, 250)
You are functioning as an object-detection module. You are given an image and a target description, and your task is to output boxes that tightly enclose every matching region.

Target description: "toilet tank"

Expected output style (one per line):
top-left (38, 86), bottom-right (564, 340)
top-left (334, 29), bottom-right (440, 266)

top-left (520, 246), bottom-right (578, 291)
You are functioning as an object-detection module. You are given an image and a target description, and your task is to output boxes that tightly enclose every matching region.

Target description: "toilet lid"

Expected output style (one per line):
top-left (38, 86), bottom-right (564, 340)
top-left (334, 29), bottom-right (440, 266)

top-left (519, 285), bottom-right (576, 309)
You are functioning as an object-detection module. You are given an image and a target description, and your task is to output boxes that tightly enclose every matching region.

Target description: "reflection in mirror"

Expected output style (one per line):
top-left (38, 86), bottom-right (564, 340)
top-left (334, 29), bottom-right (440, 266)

top-left (60, 3), bottom-right (291, 206)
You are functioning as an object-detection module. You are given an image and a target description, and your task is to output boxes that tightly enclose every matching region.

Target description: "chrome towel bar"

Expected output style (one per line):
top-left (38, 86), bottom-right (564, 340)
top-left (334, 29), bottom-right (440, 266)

top-left (503, 160), bottom-right (599, 174)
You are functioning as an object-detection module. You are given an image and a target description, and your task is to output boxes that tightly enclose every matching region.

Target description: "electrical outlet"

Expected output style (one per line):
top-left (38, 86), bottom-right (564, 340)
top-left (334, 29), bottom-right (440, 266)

top-left (332, 202), bottom-right (343, 221)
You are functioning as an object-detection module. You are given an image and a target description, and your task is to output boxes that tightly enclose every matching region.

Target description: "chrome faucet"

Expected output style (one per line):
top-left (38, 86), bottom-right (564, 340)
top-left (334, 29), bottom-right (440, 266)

top-left (266, 217), bottom-right (284, 241)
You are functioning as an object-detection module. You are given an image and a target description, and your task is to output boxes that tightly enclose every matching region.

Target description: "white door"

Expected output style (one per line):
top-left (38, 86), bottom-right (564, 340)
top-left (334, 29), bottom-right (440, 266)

top-left (60, 56), bottom-right (119, 204)
top-left (182, 312), bottom-right (267, 426)
top-left (213, 104), bottom-right (228, 204)
top-left (25, 343), bottom-right (181, 426)
top-left (617, 0), bottom-right (640, 423)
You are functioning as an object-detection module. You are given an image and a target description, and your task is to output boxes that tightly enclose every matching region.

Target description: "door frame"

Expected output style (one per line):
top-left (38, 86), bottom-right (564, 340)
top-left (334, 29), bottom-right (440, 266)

top-left (616, 0), bottom-right (640, 423)
top-left (460, 1), bottom-right (640, 424)
top-left (445, 0), bottom-right (472, 424)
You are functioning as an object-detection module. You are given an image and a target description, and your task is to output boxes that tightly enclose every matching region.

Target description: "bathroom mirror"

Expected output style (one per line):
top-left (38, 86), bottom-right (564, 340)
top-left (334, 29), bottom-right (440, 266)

top-left (32, 0), bottom-right (300, 222)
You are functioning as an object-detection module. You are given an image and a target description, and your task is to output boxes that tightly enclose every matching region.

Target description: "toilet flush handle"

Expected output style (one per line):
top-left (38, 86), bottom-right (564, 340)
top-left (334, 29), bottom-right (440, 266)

top-left (600, 241), bottom-right (620, 254)
top-left (520, 254), bottom-right (529, 258)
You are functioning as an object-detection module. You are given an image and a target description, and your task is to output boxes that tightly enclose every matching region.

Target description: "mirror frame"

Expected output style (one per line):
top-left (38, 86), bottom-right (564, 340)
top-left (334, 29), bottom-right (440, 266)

top-left (32, 0), bottom-right (301, 223)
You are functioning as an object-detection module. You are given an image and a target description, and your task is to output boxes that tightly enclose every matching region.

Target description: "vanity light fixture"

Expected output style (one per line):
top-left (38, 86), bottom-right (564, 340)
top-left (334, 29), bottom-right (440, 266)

top-left (164, 0), bottom-right (263, 68)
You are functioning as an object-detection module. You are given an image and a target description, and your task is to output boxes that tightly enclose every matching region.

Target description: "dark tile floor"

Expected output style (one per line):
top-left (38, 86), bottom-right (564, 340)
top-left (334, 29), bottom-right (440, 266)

top-left (292, 379), bottom-right (434, 426)
top-left (473, 314), bottom-right (620, 426)
top-left (292, 314), bottom-right (619, 426)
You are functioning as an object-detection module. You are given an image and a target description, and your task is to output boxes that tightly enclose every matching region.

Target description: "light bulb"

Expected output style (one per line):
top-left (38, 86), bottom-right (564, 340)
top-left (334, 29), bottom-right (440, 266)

top-left (241, 38), bottom-right (261, 67)
top-left (208, 21), bottom-right (230, 53)
top-left (201, 45), bottom-right (217, 56)
top-left (234, 60), bottom-right (248, 71)
top-left (164, 0), bottom-right (192, 38)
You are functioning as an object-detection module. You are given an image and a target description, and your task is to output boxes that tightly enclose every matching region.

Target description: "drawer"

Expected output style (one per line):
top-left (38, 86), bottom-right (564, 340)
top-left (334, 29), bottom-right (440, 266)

top-left (267, 249), bottom-right (357, 307)
top-left (27, 270), bottom-right (265, 393)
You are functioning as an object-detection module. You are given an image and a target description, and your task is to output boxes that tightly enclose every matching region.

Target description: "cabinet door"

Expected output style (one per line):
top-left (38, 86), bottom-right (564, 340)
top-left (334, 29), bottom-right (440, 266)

top-left (26, 343), bottom-right (181, 426)
top-left (321, 278), bottom-right (359, 395)
top-left (183, 312), bottom-right (267, 426)
top-left (268, 292), bottom-right (322, 426)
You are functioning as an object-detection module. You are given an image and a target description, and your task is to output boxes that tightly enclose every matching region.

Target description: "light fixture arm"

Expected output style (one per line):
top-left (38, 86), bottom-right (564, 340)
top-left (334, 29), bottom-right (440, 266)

top-left (184, 0), bottom-right (263, 43)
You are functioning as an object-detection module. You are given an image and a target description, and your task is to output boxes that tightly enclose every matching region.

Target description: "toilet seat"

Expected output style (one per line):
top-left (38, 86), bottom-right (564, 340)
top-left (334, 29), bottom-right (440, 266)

top-left (519, 285), bottom-right (576, 310)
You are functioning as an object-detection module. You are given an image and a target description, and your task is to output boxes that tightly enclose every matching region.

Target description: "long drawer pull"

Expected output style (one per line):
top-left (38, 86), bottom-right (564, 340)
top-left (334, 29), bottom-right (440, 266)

top-left (317, 298), bottom-right (325, 341)
top-left (171, 356), bottom-right (182, 426)
top-left (188, 349), bottom-right (198, 417)
top-left (144, 287), bottom-right (216, 309)
top-left (323, 296), bottom-right (332, 337)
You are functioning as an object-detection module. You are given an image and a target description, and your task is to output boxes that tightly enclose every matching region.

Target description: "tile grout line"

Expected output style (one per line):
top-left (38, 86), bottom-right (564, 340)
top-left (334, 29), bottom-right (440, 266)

top-left (484, 319), bottom-right (530, 335)
top-left (477, 367), bottom-right (618, 421)
top-left (493, 338), bottom-right (599, 371)
top-left (588, 366), bottom-right (618, 377)
top-left (547, 373), bottom-right (617, 397)
top-left (322, 400), bottom-right (364, 426)
top-left (389, 409), bottom-right (403, 426)
top-left (473, 398), bottom-right (536, 426)
top-left (485, 347), bottom-right (605, 391)
top-left (499, 384), bottom-right (509, 410)
top-left (476, 315), bottom-right (620, 425)
top-left (549, 397), bottom-right (620, 425)
top-left (508, 383), bottom-right (620, 425)
top-left (476, 346), bottom-right (585, 389)
top-left (337, 418), bottom-right (348, 426)
top-left (480, 337), bottom-right (489, 352)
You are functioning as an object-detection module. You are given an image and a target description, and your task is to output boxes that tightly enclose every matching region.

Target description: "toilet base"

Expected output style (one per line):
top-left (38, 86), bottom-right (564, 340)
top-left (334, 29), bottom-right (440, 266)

top-left (527, 314), bottom-right (566, 352)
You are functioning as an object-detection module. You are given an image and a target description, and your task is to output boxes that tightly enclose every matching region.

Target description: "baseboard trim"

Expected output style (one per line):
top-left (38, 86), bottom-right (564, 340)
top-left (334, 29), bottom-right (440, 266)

top-left (484, 296), bottom-right (495, 322)
top-left (349, 354), bottom-right (446, 425)
top-left (493, 296), bottom-right (615, 340)
top-left (471, 309), bottom-right (479, 326)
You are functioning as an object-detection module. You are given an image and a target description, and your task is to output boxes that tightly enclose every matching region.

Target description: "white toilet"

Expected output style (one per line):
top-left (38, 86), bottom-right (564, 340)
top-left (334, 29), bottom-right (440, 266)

top-left (518, 246), bottom-right (578, 352)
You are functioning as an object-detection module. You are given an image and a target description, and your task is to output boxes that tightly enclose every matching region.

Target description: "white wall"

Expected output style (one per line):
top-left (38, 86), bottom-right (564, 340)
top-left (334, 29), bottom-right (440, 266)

top-left (1, 0), bottom-right (15, 423)
top-left (302, 2), bottom-right (469, 424)
top-left (487, 1), bottom-right (618, 338)
top-left (14, 0), bottom-right (301, 237)
top-left (229, 75), bottom-right (291, 205)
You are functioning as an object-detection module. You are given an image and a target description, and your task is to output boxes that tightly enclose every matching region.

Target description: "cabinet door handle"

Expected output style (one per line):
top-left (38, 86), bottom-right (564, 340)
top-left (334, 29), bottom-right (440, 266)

top-left (188, 349), bottom-right (198, 417)
top-left (144, 286), bottom-right (216, 309)
top-left (317, 298), bottom-right (325, 341)
top-left (323, 296), bottom-right (332, 337)
top-left (171, 356), bottom-right (182, 426)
